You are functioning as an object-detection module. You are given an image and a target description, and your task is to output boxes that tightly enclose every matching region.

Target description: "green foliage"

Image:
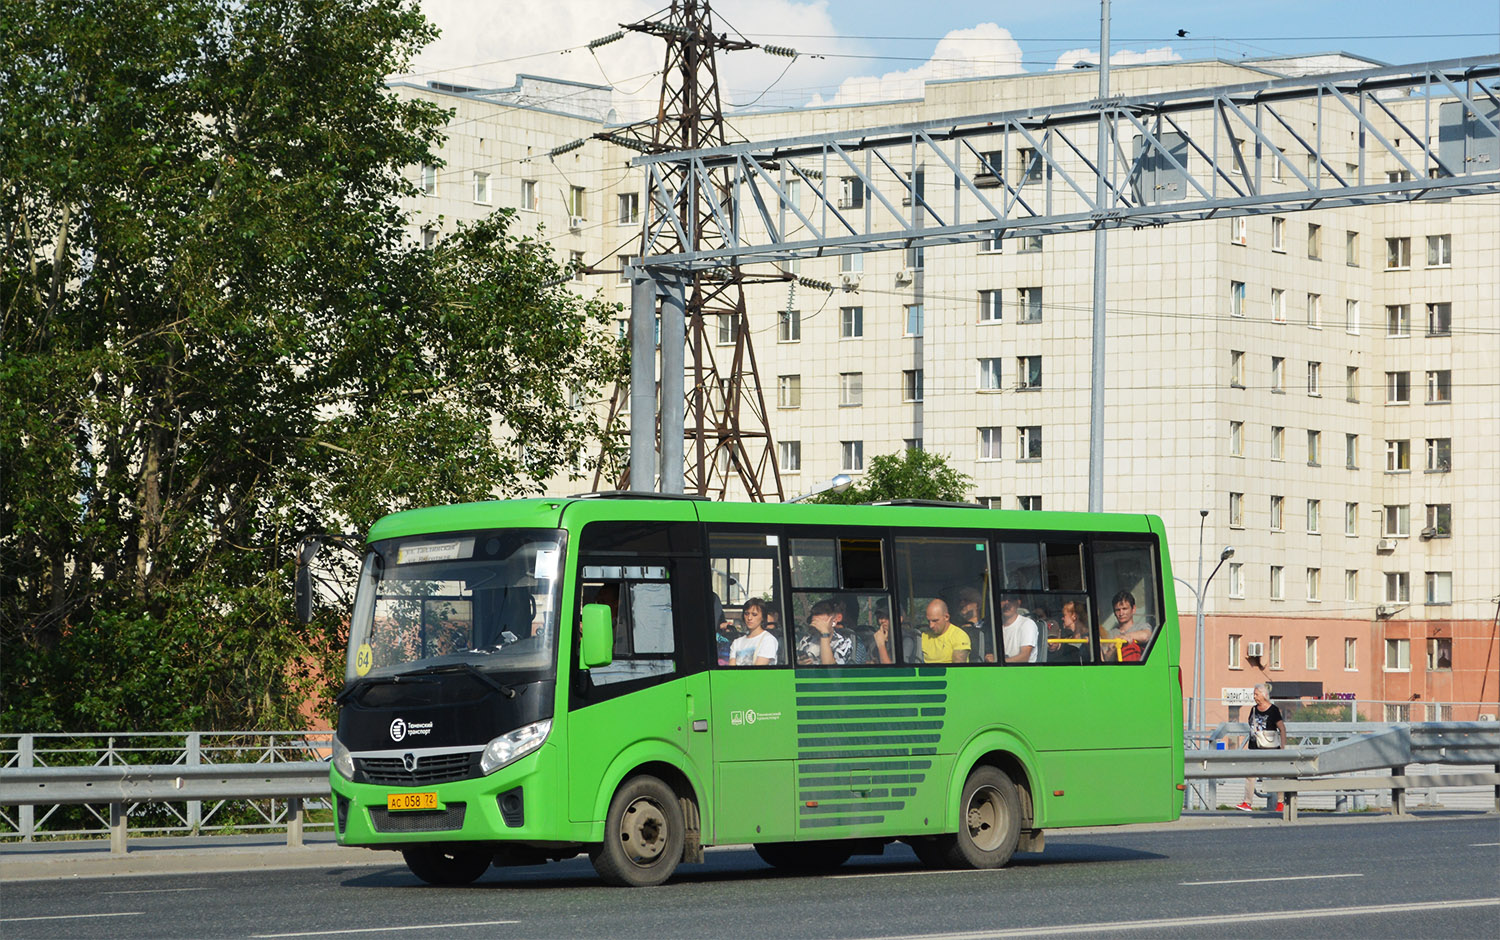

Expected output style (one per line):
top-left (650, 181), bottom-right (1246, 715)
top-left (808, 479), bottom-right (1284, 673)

top-left (812, 449), bottom-right (973, 505)
top-left (0, 0), bottom-right (626, 733)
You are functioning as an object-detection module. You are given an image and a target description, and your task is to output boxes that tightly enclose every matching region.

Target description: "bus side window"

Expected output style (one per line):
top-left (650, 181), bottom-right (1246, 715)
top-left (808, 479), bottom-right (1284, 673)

top-left (1091, 541), bottom-right (1161, 664)
top-left (893, 537), bottom-right (992, 664)
top-left (580, 568), bottom-right (676, 687)
top-left (709, 531), bottom-right (787, 666)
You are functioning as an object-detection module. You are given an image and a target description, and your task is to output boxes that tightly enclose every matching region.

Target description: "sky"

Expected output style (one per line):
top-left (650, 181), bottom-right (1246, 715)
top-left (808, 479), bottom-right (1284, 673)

top-left (401, 0), bottom-right (1500, 119)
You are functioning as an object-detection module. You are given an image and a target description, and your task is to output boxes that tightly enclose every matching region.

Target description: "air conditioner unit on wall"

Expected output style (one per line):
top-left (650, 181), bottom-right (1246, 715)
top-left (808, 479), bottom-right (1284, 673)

top-left (1376, 604), bottom-right (1403, 617)
top-left (569, 215), bottom-right (586, 231)
top-left (840, 272), bottom-right (862, 291)
top-left (1420, 527), bottom-right (1437, 540)
top-left (1246, 641), bottom-right (1265, 658)
top-left (1376, 538), bottom-right (1397, 552)
top-left (894, 267), bottom-right (914, 285)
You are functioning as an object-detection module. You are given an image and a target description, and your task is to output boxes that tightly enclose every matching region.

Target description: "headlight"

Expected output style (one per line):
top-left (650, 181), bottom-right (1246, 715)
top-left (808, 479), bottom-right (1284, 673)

top-left (480, 719), bottom-right (551, 775)
top-left (332, 736), bottom-right (355, 779)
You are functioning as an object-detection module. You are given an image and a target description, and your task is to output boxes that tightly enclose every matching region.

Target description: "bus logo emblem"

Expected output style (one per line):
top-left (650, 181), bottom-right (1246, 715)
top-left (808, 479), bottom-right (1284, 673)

top-left (390, 718), bottom-right (408, 742)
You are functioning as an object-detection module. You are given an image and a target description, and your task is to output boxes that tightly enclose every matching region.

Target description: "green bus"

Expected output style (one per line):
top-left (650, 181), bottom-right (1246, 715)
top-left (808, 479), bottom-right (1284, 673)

top-left (309, 495), bottom-right (1184, 887)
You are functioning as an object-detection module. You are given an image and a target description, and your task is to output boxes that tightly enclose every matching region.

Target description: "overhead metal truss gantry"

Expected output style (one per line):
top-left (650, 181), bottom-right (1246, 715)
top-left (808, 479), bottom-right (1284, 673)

top-left (635, 56), bottom-right (1500, 271)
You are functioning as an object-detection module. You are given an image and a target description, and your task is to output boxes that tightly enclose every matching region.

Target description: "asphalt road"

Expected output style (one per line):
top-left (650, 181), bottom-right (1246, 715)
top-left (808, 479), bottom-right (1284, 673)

top-left (3, 815), bottom-right (1497, 939)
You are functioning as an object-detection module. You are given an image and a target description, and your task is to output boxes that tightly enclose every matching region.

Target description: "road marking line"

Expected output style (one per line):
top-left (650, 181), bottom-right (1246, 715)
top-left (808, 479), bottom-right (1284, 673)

top-left (1181, 872), bottom-right (1363, 885)
top-left (1, 912), bottom-right (144, 923)
top-left (104, 887), bottom-right (209, 895)
top-left (851, 897), bottom-right (1500, 939)
top-left (1471, 842), bottom-right (1500, 847)
top-left (253, 921), bottom-right (520, 938)
top-left (832, 868), bottom-right (999, 879)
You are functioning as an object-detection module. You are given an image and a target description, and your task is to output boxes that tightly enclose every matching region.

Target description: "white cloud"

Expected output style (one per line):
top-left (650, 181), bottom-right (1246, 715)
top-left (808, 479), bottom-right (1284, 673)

top-left (1051, 46), bottom-right (1181, 71)
top-left (808, 23), bottom-right (1023, 107)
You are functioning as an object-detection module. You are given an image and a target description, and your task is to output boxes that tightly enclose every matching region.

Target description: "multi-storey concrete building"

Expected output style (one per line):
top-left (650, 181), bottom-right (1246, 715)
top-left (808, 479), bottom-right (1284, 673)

top-left (393, 55), bottom-right (1499, 721)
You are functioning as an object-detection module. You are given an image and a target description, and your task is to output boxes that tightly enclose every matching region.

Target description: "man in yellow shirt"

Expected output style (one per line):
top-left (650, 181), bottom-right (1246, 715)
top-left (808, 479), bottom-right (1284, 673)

top-left (920, 598), bottom-right (971, 664)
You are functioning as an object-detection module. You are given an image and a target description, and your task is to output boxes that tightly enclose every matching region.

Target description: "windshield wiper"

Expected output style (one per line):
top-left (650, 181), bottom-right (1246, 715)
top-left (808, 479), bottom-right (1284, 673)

top-left (405, 661), bottom-right (519, 698)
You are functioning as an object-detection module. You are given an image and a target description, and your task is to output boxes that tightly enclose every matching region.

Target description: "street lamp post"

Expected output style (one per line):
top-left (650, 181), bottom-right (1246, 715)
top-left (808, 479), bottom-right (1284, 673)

top-left (1174, 513), bottom-right (1233, 811)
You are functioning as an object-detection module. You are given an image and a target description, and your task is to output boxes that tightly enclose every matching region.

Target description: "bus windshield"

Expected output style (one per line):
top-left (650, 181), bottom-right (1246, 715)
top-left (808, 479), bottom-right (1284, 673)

top-left (344, 529), bottom-right (563, 683)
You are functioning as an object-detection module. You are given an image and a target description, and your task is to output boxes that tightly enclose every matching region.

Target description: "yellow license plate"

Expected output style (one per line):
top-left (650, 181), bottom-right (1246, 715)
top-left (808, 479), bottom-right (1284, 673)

top-left (387, 792), bottom-right (438, 811)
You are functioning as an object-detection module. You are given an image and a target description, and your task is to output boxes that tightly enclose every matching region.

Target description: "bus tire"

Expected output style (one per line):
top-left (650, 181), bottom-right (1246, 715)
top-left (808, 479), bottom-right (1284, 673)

top-left (590, 774), bottom-right (685, 887)
top-left (400, 845), bottom-right (492, 885)
top-left (754, 841), bottom-right (852, 871)
top-left (949, 766), bottom-right (1022, 869)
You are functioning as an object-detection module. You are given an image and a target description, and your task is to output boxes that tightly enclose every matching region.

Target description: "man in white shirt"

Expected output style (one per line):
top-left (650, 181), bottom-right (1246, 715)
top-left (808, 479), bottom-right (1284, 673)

top-left (999, 596), bottom-right (1038, 663)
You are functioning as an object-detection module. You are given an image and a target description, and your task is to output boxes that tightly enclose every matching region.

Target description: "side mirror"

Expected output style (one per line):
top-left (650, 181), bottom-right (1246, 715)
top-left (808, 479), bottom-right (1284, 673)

top-left (295, 538), bottom-right (321, 624)
top-left (580, 604), bottom-right (614, 669)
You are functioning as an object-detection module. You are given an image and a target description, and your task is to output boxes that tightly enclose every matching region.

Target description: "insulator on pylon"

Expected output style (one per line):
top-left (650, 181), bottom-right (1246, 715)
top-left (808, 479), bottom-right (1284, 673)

top-left (548, 138), bottom-right (586, 157)
top-left (589, 30), bottom-right (624, 49)
top-left (797, 277), bottom-right (833, 292)
top-left (762, 44), bottom-right (797, 58)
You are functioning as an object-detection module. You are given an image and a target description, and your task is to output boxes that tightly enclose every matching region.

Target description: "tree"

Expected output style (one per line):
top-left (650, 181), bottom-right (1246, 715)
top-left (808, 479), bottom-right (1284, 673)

top-left (813, 449), bottom-right (973, 505)
top-left (0, 0), bottom-right (626, 732)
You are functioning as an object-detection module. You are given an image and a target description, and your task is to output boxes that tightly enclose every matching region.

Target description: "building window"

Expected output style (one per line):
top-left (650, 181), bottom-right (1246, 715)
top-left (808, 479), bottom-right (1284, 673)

top-left (1425, 503), bottom-right (1451, 538)
top-left (1229, 491), bottom-right (1244, 527)
top-left (905, 244), bottom-right (924, 270)
top-left (1017, 495), bottom-right (1042, 511)
top-left (1426, 636), bottom-right (1452, 669)
top-left (472, 171), bottom-right (491, 204)
top-left (1386, 371), bottom-right (1410, 404)
top-left (1228, 634), bottom-right (1242, 669)
top-left (1427, 703), bottom-right (1452, 721)
top-left (841, 440), bottom-right (864, 472)
top-left (1383, 504), bottom-right (1410, 537)
top-left (1270, 495), bottom-right (1284, 531)
top-left (978, 427), bottom-right (1003, 461)
top-left (1345, 299), bottom-right (1360, 334)
top-left (421, 226), bottom-right (437, 249)
top-left (716, 312), bottom-right (739, 345)
top-left (1426, 233), bottom-right (1452, 266)
top-left (1271, 216), bottom-right (1286, 251)
top-left (1425, 572), bottom-right (1453, 606)
top-left (904, 303), bottom-right (924, 337)
top-left (1307, 361), bottom-right (1321, 396)
top-left (1345, 230), bottom-right (1360, 266)
top-left (1385, 572), bottom-right (1410, 604)
top-left (1019, 147), bottom-right (1043, 182)
top-left (1230, 350), bottom-right (1245, 388)
top-left (420, 163), bottom-right (438, 195)
top-left (840, 305), bottom-right (864, 338)
top-left (838, 176), bottom-right (864, 209)
top-left (840, 252), bottom-right (864, 273)
top-left (617, 254), bottom-right (634, 284)
top-left (1271, 425), bottom-right (1285, 461)
top-left (1306, 635), bottom-right (1319, 667)
top-left (1017, 426), bottom-right (1042, 461)
top-left (1386, 304), bottom-right (1411, 337)
top-left (978, 358), bottom-right (1003, 391)
top-left (977, 290), bottom-right (1002, 323)
top-left (1307, 568), bottom-right (1321, 602)
top-left (1229, 420), bottom-right (1243, 457)
top-left (779, 440), bottom-right (801, 472)
top-left (1387, 169), bottom-right (1413, 182)
top-left (904, 438), bottom-right (923, 452)
top-left (1426, 370), bottom-right (1451, 403)
top-left (1384, 638), bottom-right (1410, 671)
top-left (1270, 288), bottom-right (1286, 323)
top-left (1018, 288), bottom-right (1043, 323)
top-left (1307, 222), bottom-right (1322, 259)
top-left (1228, 562), bottom-right (1244, 598)
top-left (977, 224), bottom-right (1003, 253)
top-left (1271, 357), bottom-right (1285, 393)
top-left (1017, 356), bottom-right (1042, 390)
top-left (1229, 217), bottom-right (1247, 245)
top-left (777, 375), bottom-right (801, 409)
top-left (778, 309), bottom-right (800, 342)
top-left (1230, 280), bottom-right (1245, 317)
top-left (569, 185), bottom-right (587, 218)
top-left (1018, 234), bottom-right (1042, 253)
top-left (839, 372), bottom-right (863, 407)
top-left (571, 251), bottom-right (586, 281)
top-left (1344, 636), bottom-right (1357, 670)
top-left (521, 179), bottom-right (537, 210)
top-left (1306, 499), bottom-right (1321, 534)
top-left (1384, 703), bottom-right (1410, 722)
top-left (1426, 302), bottom-right (1451, 336)
top-left (1270, 567), bottom-right (1285, 601)
top-left (1385, 236), bottom-right (1410, 269)
top-left (1425, 438), bottom-right (1451, 473)
top-left (618, 192), bottom-right (640, 224)
top-left (1307, 292), bottom-right (1322, 328)
top-left (1345, 434), bottom-right (1358, 470)
top-left (1307, 429), bottom-right (1321, 466)
top-left (902, 369), bottom-right (923, 403)
top-left (1345, 502), bottom-right (1358, 536)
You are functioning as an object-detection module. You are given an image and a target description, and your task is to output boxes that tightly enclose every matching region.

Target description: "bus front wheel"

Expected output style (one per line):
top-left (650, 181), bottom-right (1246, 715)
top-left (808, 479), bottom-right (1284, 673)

top-left (590, 774), bottom-right (685, 887)
top-left (401, 845), bottom-right (492, 885)
top-left (919, 766), bottom-right (1022, 869)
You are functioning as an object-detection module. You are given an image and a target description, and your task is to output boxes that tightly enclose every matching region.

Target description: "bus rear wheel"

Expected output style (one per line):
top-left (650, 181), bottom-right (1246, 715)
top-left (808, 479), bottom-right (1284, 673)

top-left (401, 845), bottom-right (492, 885)
top-left (754, 841), bottom-right (852, 871)
top-left (918, 766), bottom-right (1022, 870)
top-left (590, 774), bottom-right (685, 887)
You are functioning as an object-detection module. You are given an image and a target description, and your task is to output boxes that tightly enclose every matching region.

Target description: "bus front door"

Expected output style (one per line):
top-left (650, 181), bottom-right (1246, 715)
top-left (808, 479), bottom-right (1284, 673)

top-left (706, 666), bottom-right (797, 844)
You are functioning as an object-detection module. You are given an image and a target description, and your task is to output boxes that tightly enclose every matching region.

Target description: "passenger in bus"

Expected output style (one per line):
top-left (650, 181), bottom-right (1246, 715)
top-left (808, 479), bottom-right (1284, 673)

top-left (956, 587), bottom-right (995, 663)
top-left (762, 602), bottom-right (781, 634)
top-left (1101, 590), bottom-right (1152, 662)
top-left (869, 602), bottom-right (895, 663)
top-left (728, 597), bottom-right (778, 666)
top-left (920, 598), bottom-right (971, 664)
top-left (1028, 603), bottom-right (1053, 663)
top-left (1047, 600), bottom-right (1087, 663)
top-left (796, 598), bottom-right (864, 665)
top-left (999, 596), bottom-right (1038, 663)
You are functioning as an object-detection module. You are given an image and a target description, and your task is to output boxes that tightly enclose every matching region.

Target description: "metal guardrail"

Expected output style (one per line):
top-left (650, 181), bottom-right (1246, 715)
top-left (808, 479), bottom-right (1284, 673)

top-left (1185, 722), bottom-right (1500, 821)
